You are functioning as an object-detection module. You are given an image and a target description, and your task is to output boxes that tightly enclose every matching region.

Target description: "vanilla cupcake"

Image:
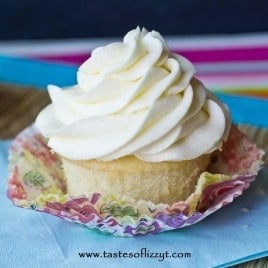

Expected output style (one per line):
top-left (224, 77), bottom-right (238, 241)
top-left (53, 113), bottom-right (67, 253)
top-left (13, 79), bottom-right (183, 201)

top-left (36, 27), bottom-right (231, 205)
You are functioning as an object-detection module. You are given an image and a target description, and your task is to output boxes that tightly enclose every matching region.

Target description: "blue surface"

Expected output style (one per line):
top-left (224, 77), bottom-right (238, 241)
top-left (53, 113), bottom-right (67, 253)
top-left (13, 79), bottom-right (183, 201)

top-left (1, 56), bottom-right (268, 267)
top-left (1, 142), bottom-right (268, 268)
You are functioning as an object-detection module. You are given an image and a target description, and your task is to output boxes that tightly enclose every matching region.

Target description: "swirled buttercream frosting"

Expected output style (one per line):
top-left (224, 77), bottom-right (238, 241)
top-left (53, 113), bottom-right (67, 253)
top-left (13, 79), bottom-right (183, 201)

top-left (36, 27), bottom-right (231, 162)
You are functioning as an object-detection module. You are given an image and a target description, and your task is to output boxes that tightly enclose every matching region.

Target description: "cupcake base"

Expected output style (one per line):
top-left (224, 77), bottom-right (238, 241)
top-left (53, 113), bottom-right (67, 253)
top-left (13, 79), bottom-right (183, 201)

top-left (62, 154), bottom-right (210, 205)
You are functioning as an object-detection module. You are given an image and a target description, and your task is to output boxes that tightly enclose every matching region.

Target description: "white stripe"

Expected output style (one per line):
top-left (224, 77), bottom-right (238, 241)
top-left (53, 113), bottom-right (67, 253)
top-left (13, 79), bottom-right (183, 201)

top-left (0, 39), bottom-right (112, 56)
top-left (198, 75), bottom-right (268, 89)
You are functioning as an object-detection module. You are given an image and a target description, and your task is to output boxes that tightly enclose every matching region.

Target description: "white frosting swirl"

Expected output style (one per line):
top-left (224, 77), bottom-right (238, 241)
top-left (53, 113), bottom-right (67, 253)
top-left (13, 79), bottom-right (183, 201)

top-left (36, 27), bottom-right (231, 162)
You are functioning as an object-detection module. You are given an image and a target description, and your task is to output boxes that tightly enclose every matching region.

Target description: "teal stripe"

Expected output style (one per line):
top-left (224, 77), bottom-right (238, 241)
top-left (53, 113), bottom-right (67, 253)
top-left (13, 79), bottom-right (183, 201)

top-left (216, 93), bottom-right (268, 128)
top-left (0, 55), bottom-right (77, 88)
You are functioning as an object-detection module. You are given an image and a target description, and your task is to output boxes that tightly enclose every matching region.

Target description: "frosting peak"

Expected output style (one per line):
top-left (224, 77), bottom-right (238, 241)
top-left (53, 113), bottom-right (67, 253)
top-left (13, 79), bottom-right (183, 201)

top-left (36, 27), bottom-right (231, 162)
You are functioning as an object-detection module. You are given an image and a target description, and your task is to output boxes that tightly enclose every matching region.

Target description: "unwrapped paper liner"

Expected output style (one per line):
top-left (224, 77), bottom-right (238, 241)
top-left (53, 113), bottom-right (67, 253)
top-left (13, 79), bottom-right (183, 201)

top-left (7, 125), bottom-right (264, 236)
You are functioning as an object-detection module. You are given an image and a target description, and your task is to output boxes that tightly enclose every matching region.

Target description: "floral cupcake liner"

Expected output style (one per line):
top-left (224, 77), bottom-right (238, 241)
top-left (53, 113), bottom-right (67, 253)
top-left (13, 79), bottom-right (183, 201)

top-left (7, 125), bottom-right (264, 236)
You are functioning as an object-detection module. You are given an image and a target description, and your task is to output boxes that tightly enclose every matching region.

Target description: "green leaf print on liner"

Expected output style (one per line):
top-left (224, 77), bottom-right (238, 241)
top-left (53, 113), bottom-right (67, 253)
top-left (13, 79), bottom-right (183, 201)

top-left (101, 202), bottom-right (139, 217)
top-left (23, 170), bottom-right (48, 189)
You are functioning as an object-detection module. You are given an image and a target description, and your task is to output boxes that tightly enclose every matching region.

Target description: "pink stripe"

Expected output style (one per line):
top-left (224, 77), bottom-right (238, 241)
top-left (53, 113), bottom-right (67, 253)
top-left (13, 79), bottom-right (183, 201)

top-left (31, 54), bottom-right (89, 65)
top-left (173, 47), bottom-right (268, 63)
top-left (31, 46), bottom-right (268, 65)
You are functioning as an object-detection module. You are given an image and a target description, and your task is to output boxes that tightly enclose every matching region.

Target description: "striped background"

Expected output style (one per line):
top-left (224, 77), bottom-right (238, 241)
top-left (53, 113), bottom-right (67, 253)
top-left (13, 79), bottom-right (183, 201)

top-left (1, 32), bottom-right (268, 98)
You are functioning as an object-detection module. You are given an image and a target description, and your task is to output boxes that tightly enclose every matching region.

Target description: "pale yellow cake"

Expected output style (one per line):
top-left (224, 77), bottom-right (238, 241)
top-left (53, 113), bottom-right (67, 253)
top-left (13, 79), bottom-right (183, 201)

top-left (62, 154), bottom-right (210, 204)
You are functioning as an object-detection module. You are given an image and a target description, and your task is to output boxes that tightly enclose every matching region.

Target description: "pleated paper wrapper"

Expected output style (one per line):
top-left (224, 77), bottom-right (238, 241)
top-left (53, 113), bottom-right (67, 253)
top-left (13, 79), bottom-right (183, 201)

top-left (7, 125), bottom-right (264, 236)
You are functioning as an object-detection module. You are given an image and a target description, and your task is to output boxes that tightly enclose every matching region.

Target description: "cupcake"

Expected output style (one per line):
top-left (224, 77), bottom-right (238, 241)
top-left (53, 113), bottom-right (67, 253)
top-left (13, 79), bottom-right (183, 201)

top-left (35, 27), bottom-right (249, 206)
top-left (7, 27), bottom-right (264, 236)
